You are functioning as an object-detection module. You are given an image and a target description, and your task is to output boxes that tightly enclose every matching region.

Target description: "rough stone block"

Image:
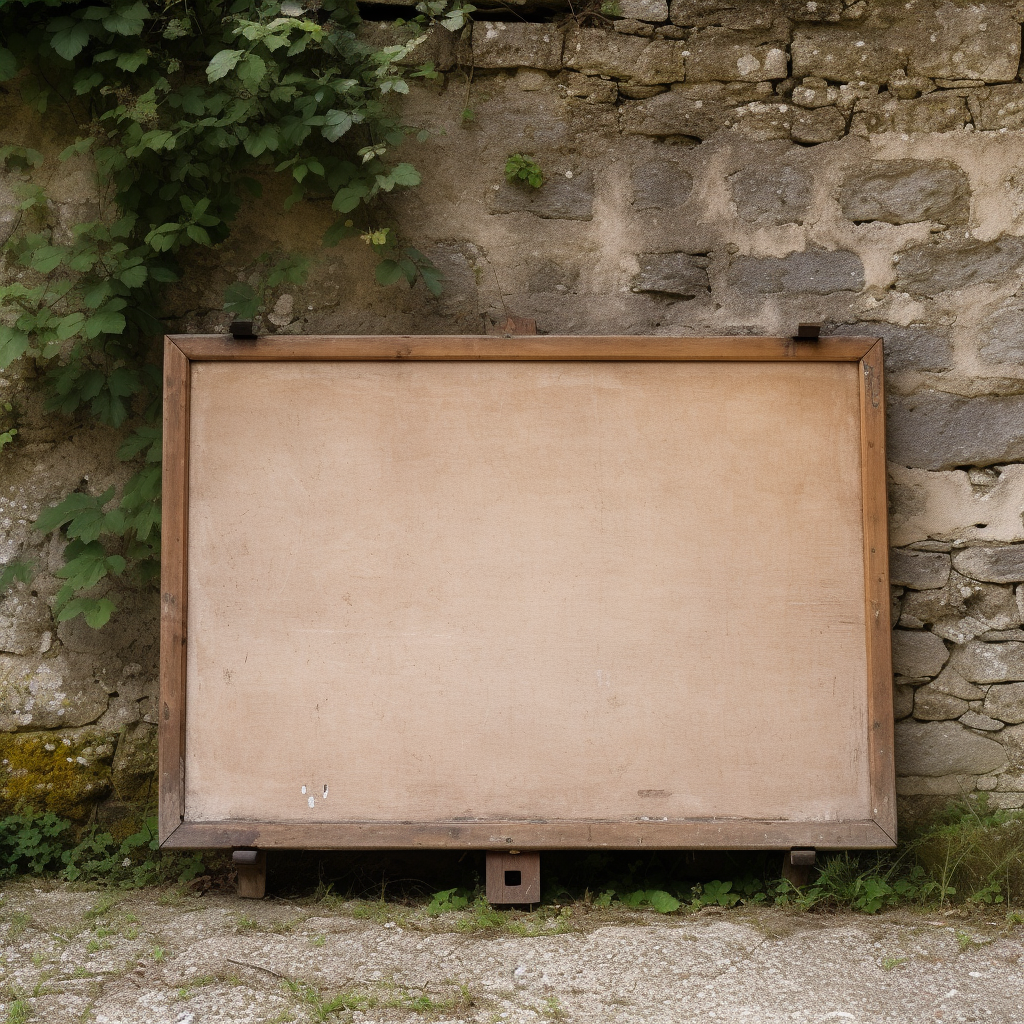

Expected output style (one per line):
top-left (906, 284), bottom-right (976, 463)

top-left (472, 22), bottom-right (565, 71)
top-left (931, 665), bottom-right (986, 701)
top-left (620, 85), bottom-right (785, 139)
top-left (953, 546), bottom-right (1024, 585)
top-left (983, 683), bottom-right (1024, 725)
top-left (905, 4), bottom-right (1020, 82)
top-left (839, 159), bottom-right (969, 225)
top-left (896, 773), bottom-right (981, 795)
top-left (974, 84), bottom-right (1024, 131)
top-left (0, 593), bottom-right (53, 657)
top-left (950, 640), bottom-right (1024, 683)
top-left (618, 0), bottom-right (670, 22)
top-left (851, 93), bottom-right (969, 135)
top-left (489, 172), bottom-right (595, 221)
top-left (725, 248), bottom-right (864, 294)
top-left (558, 70), bottom-right (618, 103)
top-left (891, 629), bottom-right (949, 678)
top-left (887, 392), bottom-right (1024, 471)
top-left (889, 548), bottom-right (951, 590)
top-left (792, 27), bottom-right (908, 84)
top-left (630, 159), bottom-right (694, 208)
top-left (895, 236), bottom-right (1024, 296)
top-left (614, 19), bottom-right (656, 38)
top-left (895, 719), bottom-right (1007, 776)
top-left (0, 655), bottom-right (110, 731)
top-left (671, 0), bottom-right (844, 28)
top-left (960, 711), bottom-right (1005, 732)
top-left (110, 721), bottom-right (157, 802)
top-left (830, 322), bottom-right (952, 374)
top-left (632, 253), bottom-right (710, 298)
top-left (984, 791), bottom-right (1024, 809)
top-left (792, 77), bottom-right (840, 109)
top-left (728, 163), bottom-right (813, 225)
top-left (684, 28), bottom-right (789, 83)
top-left (888, 464), bottom-right (1024, 548)
top-left (979, 302), bottom-right (1024, 366)
top-left (894, 684), bottom-right (915, 720)
top-left (790, 106), bottom-right (847, 144)
top-left (564, 27), bottom-right (685, 84)
top-left (914, 685), bottom-right (969, 721)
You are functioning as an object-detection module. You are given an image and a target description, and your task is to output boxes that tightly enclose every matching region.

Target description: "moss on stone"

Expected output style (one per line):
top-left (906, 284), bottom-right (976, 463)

top-left (0, 731), bottom-right (113, 821)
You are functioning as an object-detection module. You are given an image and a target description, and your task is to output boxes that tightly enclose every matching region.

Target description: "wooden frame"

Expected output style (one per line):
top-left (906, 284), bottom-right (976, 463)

top-left (160, 334), bottom-right (894, 852)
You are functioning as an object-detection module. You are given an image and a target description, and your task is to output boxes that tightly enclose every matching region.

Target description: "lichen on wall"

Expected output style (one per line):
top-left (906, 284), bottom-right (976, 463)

top-left (4, 0), bottom-right (1024, 826)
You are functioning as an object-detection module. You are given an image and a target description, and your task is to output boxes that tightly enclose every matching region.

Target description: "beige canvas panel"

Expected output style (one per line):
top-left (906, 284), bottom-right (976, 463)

top-left (184, 360), bottom-right (869, 824)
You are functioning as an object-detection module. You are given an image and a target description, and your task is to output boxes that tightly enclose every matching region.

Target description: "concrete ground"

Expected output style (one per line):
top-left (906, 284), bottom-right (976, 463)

top-left (1, 883), bottom-right (1022, 1023)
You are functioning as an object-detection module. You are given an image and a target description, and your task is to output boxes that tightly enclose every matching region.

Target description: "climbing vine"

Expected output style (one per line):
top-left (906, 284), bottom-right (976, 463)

top-left (0, 0), bottom-right (470, 625)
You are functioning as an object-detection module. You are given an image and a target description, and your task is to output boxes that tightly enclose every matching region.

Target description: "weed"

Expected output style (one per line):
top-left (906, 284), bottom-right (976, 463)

top-left (124, 926), bottom-right (139, 941)
top-left (284, 980), bottom-right (367, 1020)
top-left (309, 934), bottom-right (326, 947)
top-left (5, 914), bottom-right (30, 941)
top-left (457, 897), bottom-right (506, 932)
top-left (542, 995), bottom-right (565, 1019)
top-left (426, 888), bottom-right (469, 916)
top-left (880, 956), bottom-right (908, 971)
top-left (5, 999), bottom-right (30, 1024)
top-left (235, 915), bottom-right (259, 933)
top-left (177, 975), bottom-right (215, 1000)
top-left (83, 895), bottom-right (120, 921)
top-left (150, 945), bottom-right (165, 962)
top-left (504, 154), bottom-right (544, 189)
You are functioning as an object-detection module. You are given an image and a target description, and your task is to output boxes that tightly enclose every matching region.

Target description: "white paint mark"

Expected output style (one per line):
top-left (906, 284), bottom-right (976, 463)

top-left (308, 796), bottom-right (315, 808)
top-left (323, 784), bottom-right (329, 798)
top-left (301, 785), bottom-right (306, 795)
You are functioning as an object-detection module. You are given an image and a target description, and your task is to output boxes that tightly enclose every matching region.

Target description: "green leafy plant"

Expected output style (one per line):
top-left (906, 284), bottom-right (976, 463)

top-left (619, 889), bottom-right (681, 913)
top-left (0, 0), bottom-right (464, 627)
top-left (0, 402), bottom-right (17, 450)
top-left (0, 810), bottom-right (71, 877)
top-left (426, 887), bottom-right (470, 916)
top-left (504, 153), bottom-right (544, 189)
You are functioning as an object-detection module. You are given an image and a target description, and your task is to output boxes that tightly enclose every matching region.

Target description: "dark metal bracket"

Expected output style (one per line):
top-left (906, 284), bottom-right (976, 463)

top-left (793, 323), bottom-right (821, 342)
top-left (229, 320), bottom-right (258, 340)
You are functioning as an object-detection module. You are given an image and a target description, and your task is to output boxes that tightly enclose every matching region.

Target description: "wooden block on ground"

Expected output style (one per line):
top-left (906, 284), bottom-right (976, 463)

top-left (236, 850), bottom-right (267, 899)
top-left (486, 851), bottom-right (540, 904)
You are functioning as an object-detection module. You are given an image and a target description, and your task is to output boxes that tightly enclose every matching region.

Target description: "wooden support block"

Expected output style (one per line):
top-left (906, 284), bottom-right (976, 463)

top-left (780, 848), bottom-right (815, 889)
top-left (234, 849), bottom-right (266, 899)
top-left (486, 851), bottom-right (541, 905)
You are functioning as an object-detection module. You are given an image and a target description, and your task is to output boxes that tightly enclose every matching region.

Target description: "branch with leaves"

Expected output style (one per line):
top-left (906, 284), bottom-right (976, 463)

top-left (0, 0), bottom-right (469, 623)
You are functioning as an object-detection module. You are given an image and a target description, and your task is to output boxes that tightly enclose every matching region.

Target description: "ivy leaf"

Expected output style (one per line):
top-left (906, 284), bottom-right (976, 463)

top-left (332, 184), bottom-right (368, 213)
top-left (322, 109), bottom-right (353, 143)
top-left (50, 20), bottom-right (91, 61)
top-left (56, 312), bottom-right (87, 340)
top-left (57, 597), bottom-right (116, 628)
top-left (647, 891), bottom-right (681, 914)
top-left (84, 309), bottom-right (127, 338)
top-left (0, 328), bottom-right (31, 369)
top-left (35, 489), bottom-right (115, 535)
top-left (119, 265), bottom-right (147, 287)
top-left (0, 560), bottom-right (33, 594)
top-left (0, 47), bottom-right (17, 82)
top-left (223, 282), bottom-right (260, 319)
top-left (28, 246), bottom-right (65, 273)
top-left (390, 163), bottom-right (421, 187)
top-left (116, 50), bottom-right (149, 72)
top-left (102, 3), bottom-right (149, 36)
top-left (375, 260), bottom-right (404, 287)
top-left (237, 54), bottom-right (267, 92)
top-left (207, 49), bottom-right (243, 82)
top-left (58, 137), bottom-right (95, 161)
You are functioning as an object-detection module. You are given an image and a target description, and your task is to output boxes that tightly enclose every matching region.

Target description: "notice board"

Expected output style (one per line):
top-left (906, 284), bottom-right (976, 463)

top-left (159, 335), bottom-right (895, 851)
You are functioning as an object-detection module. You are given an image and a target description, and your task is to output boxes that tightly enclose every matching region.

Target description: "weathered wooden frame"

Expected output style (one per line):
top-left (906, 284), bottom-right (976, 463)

top-left (159, 334), bottom-right (894, 851)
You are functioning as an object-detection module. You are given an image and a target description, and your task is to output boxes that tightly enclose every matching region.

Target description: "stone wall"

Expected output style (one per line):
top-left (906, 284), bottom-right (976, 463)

top-left (4, 0), bottom-right (1024, 827)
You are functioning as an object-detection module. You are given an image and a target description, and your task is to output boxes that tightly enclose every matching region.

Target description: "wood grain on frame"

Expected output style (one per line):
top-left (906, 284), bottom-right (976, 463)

top-left (159, 338), bottom-right (189, 843)
top-left (171, 335), bottom-right (876, 362)
top-left (163, 819), bottom-right (895, 851)
top-left (859, 341), bottom-right (897, 843)
top-left (159, 334), bottom-right (896, 851)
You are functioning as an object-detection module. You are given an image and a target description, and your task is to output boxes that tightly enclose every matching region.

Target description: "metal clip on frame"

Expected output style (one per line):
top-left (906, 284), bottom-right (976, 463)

top-left (793, 323), bottom-right (821, 342)
top-left (229, 320), bottom-right (258, 340)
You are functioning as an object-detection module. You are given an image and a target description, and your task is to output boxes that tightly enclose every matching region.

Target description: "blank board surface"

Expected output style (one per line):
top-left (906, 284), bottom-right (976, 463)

top-left (180, 357), bottom-right (878, 833)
